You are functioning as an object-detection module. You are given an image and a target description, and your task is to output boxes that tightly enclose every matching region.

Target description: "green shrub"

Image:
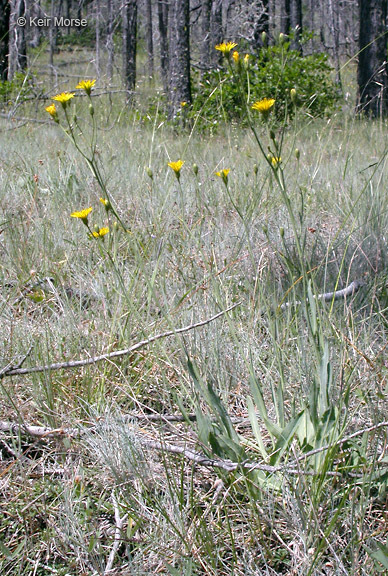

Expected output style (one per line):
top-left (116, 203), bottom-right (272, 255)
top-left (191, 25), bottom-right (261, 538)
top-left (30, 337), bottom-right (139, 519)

top-left (0, 72), bottom-right (34, 106)
top-left (191, 39), bottom-right (341, 127)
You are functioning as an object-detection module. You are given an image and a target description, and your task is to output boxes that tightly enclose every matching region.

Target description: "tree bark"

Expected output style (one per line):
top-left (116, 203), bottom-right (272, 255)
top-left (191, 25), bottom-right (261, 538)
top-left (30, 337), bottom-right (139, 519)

top-left (168, 0), bottom-right (191, 120)
top-left (106, 0), bottom-right (114, 81)
top-left (357, 0), bottom-right (388, 116)
top-left (200, 0), bottom-right (211, 73)
top-left (280, 0), bottom-right (290, 35)
top-left (211, 0), bottom-right (223, 66)
top-left (122, 0), bottom-right (138, 101)
top-left (289, 0), bottom-right (302, 52)
top-left (157, 0), bottom-right (169, 93)
top-left (8, 0), bottom-right (27, 80)
top-left (328, 0), bottom-right (342, 87)
top-left (0, 0), bottom-right (10, 79)
top-left (145, 0), bottom-right (154, 78)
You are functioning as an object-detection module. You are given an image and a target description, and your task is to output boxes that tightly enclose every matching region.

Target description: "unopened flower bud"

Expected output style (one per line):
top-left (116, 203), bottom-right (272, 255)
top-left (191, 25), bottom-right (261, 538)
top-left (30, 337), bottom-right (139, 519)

top-left (146, 167), bottom-right (153, 179)
top-left (290, 88), bottom-right (297, 104)
top-left (193, 163), bottom-right (199, 176)
top-left (261, 31), bottom-right (267, 46)
top-left (279, 33), bottom-right (286, 45)
top-left (295, 148), bottom-right (300, 160)
top-left (89, 103), bottom-right (94, 116)
top-left (253, 164), bottom-right (258, 175)
top-left (280, 227), bottom-right (285, 238)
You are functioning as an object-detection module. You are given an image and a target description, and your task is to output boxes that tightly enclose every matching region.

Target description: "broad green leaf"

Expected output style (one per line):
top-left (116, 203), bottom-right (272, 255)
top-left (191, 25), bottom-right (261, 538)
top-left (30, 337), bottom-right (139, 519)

top-left (247, 396), bottom-right (269, 460)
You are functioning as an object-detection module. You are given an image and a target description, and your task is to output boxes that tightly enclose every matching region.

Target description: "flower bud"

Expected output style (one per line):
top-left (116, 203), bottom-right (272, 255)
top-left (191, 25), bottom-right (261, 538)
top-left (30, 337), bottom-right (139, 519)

top-left (279, 33), bottom-right (286, 45)
top-left (280, 227), bottom-right (285, 238)
top-left (270, 129), bottom-right (276, 141)
top-left (295, 148), bottom-right (300, 160)
top-left (146, 167), bottom-right (153, 179)
top-left (290, 88), bottom-right (297, 104)
top-left (261, 31), bottom-right (267, 46)
top-left (193, 163), bottom-right (199, 176)
top-left (253, 164), bottom-right (258, 175)
top-left (89, 103), bottom-right (94, 116)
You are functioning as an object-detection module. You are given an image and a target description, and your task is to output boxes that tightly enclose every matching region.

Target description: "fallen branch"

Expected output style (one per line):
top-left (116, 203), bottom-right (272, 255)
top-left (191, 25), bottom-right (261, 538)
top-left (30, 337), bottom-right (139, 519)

top-left (104, 491), bottom-right (128, 575)
top-left (0, 303), bottom-right (240, 379)
top-left (280, 280), bottom-right (363, 310)
top-left (3, 417), bottom-right (387, 479)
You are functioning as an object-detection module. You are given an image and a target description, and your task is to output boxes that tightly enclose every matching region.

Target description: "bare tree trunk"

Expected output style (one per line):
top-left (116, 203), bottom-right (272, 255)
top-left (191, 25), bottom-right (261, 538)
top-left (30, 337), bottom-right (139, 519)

top-left (280, 0), bottom-right (290, 35)
top-left (168, 0), bottom-right (191, 120)
top-left (211, 0), bottom-right (223, 66)
top-left (357, 0), bottom-right (388, 117)
top-left (328, 0), bottom-right (342, 88)
top-left (106, 0), bottom-right (114, 81)
top-left (157, 0), bottom-right (169, 93)
top-left (289, 0), bottom-right (302, 52)
top-left (200, 0), bottom-right (211, 73)
top-left (122, 0), bottom-right (138, 101)
top-left (95, 0), bottom-right (101, 78)
top-left (0, 0), bottom-right (10, 79)
top-left (8, 0), bottom-right (27, 80)
top-left (30, 0), bottom-right (42, 48)
top-left (145, 0), bottom-right (154, 78)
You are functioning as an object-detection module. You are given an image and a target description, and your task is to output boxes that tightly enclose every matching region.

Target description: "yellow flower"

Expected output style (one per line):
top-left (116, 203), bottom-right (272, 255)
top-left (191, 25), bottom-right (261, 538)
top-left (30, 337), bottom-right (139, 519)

top-left (168, 160), bottom-right (184, 179)
top-left (215, 168), bottom-right (230, 185)
top-left (270, 156), bottom-right (282, 168)
top-left (76, 79), bottom-right (96, 96)
top-left (180, 101), bottom-right (187, 107)
top-left (251, 98), bottom-right (275, 115)
top-left (243, 54), bottom-right (250, 67)
top-left (45, 104), bottom-right (59, 122)
top-left (92, 227), bottom-right (109, 238)
top-left (99, 197), bottom-right (111, 211)
top-left (53, 92), bottom-right (75, 109)
top-left (215, 42), bottom-right (238, 54)
top-left (232, 51), bottom-right (239, 63)
top-left (70, 207), bottom-right (92, 225)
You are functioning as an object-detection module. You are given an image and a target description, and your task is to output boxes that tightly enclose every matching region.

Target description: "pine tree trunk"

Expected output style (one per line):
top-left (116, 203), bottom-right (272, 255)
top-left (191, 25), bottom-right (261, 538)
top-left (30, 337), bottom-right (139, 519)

top-left (211, 0), bottom-right (223, 66)
top-left (0, 0), bottom-right (10, 79)
top-left (289, 0), bottom-right (302, 52)
top-left (95, 0), bottom-right (101, 78)
top-left (280, 0), bottom-right (290, 35)
top-left (8, 0), bottom-right (27, 80)
top-left (145, 0), bottom-right (154, 78)
top-left (200, 0), bottom-right (211, 73)
top-left (328, 0), bottom-right (342, 87)
top-left (106, 0), bottom-right (114, 82)
top-left (357, 0), bottom-right (388, 116)
top-left (168, 0), bottom-right (191, 120)
top-left (157, 0), bottom-right (169, 93)
top-left (122, 0), bottom-right (138, 101)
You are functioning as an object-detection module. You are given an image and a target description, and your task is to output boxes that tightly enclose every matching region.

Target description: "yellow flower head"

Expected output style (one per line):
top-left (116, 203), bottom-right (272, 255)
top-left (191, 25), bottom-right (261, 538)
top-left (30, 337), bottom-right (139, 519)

top-left (215, 42), bottom-right (238, 54)
top-left (243, 54), bottom-right (250, 67)
top-left (92, 226), bottom-right (109, 238)
top-left (99, 197), bottom-right (111, 211)
top-left (232, 51), bottom-right (239, 63)
top-left (168, 160), bottom-right (184, 179)
top-left (180, 101), bottom-right (187, 107)
top-left (270, 156), bottom-right (282, 168)
top-left (53, 92), bottom-right (75, 109)
top-left (70, 207), bottom-right (92, 225)
top-left (76, 79), bottom-right (96, 96)
top-left (215, 168), bottom-right (230, 185)
top-left (45, 104), bottom-right (59, 122)
top-left (252, 98), bottom-right (275, 114)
